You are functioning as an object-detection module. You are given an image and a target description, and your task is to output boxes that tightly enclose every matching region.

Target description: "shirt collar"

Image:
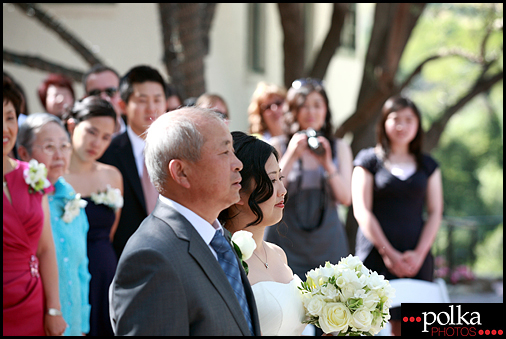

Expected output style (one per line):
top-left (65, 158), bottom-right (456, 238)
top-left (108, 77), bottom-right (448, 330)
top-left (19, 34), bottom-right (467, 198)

top-left (159, 195), bottom-right (223, 245)
top-left (127, 125), bottom-right (145, 160)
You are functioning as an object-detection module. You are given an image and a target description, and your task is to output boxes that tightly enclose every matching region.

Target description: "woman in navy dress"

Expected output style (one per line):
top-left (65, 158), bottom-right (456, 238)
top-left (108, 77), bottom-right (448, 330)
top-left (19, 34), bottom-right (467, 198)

top-left (63, 97), bottom-right (123, 336)
top-left (351, 95), bottom-right (443, 336)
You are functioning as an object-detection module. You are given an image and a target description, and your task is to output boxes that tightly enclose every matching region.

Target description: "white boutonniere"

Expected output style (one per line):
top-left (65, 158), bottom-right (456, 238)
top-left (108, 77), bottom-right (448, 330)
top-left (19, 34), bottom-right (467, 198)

top-left (90, 185), bottom-right (123, 211)
top-left (231, 230), bottom-right (257, 275)
top-left (62, 193), bottom-right (88, 223)
top-left (23, 159), bottom-right (51, 194)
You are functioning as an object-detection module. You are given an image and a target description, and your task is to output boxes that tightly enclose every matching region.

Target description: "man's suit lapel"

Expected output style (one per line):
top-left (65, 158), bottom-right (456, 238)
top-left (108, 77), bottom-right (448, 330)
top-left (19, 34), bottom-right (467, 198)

top-left (116, 133), bottom-right (146, 211)
top-left (156, 204), bottom-right (252, 335)
top-left (188, 236), bottom-right (252, 335)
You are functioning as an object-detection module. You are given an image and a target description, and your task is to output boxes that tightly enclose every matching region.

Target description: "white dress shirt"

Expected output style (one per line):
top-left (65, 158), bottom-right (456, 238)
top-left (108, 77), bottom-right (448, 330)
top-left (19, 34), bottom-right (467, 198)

top-left (159, 195), bottom-right (223, 260)
top-left (126, 125), bottom-right (147, 178)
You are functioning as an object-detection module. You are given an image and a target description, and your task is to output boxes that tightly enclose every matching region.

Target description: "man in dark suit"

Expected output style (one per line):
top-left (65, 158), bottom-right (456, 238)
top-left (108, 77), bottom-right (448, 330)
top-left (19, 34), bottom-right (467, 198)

top-left (98, 65), bottom-right (167, 258)
top-left (110, 107), bottom-right (261, 335)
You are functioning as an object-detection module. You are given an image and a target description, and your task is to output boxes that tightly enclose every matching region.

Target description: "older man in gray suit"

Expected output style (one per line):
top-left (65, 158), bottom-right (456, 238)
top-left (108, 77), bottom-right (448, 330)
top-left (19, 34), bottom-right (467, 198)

top-left (110, 107), bottom-right (261, 335)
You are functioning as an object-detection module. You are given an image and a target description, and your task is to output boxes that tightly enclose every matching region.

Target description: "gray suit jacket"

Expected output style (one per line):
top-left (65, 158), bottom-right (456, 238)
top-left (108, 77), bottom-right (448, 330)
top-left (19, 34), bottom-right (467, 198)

top-left (110, 200), bottom-right (261, 335)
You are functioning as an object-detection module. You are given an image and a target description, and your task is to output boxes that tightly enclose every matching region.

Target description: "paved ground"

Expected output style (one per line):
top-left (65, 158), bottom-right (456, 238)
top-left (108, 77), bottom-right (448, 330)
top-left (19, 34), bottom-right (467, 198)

top-left (448, 280), bottom-right (503, 303)
top-left (449, 291), bottom-right (503, 303)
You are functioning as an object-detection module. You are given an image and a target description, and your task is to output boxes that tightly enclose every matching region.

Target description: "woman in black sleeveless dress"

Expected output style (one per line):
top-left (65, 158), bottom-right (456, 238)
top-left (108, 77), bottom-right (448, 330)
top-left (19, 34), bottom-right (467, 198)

top-left (352, 96), bottom-right (444, 336)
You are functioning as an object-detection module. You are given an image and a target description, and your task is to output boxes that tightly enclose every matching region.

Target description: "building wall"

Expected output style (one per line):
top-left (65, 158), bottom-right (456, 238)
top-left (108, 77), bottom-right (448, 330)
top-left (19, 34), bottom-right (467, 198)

top-left (3, 3), bottom-right (374, 133)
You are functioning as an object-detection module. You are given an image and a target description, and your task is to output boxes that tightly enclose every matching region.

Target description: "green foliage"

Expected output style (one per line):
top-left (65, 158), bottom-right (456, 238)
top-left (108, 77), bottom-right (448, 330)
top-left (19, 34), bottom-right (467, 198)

top-left (399, 3), bottom-right (503, 218)
top-left (399, 4), bottom-right (502, 281)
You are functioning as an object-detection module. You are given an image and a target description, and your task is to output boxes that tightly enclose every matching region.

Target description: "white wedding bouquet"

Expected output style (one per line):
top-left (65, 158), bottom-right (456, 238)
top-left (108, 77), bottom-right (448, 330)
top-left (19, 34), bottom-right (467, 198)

top-left (299, 255), bottom-right (395, 336)
top-left (91, 185), bottom-right (123, 211)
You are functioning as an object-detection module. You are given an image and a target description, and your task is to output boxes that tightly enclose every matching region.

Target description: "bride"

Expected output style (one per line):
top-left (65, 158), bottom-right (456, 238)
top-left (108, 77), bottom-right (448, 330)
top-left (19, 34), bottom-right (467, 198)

top-left (219, 131), bottom-right (308, 336)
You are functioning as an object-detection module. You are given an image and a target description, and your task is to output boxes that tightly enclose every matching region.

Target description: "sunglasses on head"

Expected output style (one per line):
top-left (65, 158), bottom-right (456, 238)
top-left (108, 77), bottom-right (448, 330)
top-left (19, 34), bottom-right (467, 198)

top-left (291, 78), bottom-right (325, 90)
top-left (87, 87), bottom-right (118, 98)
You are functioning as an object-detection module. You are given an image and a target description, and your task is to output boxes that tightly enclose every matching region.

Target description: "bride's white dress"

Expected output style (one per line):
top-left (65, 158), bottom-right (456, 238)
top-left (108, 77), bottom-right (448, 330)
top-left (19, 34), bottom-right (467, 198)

top-left (251, 274), bottom-right (307, 336)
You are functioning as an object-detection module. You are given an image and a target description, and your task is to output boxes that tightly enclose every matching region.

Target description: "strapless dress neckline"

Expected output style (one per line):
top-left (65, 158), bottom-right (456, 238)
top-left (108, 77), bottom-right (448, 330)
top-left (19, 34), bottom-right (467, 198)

top-left (251, 274), bottom-right (307, 336)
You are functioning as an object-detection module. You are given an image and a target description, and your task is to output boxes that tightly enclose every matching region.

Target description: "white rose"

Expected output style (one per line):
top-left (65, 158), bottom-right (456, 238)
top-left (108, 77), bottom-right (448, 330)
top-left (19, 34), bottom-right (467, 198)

top-left (336, 269), bottom-right (359, 287)
top-left (306, 294), bottom-right (326, 317)
top-left (318, 302), bottom-right (351, 334)
top-left (108, 187), bottom-right (124, 209)
top-left (300, 291), bottom-right (313, 308)
top-left (338, 254), bottom-right (362, 270)
top-left (320, 283), bottom-right (339, 301)
top-left (340, 283), bottom-right (357, 302)
top-left (367, 271), bottom-right (388, 290)
top-left (319, 262), bottom-right (336, 279)
top-left (349, 306), bottom-right (373, 332)
top-left (79, 198), bottom-right (88, 209)
top-left (105, 185), bottom-right (116, 201)
top-left (91, 192), bottom-right (103, 205)
top-left (363, 291), bottom-right (380, 310)
top-left (306, 268), bottom-right (323, 289)
top-left (231, 230), bottom-right (256, 260)
top-left (114, 194), bottom-right (124, 210)
top-left (62, 195), bottom-right (86, 223)
top-left (369, 312), bottom-right (386, 335)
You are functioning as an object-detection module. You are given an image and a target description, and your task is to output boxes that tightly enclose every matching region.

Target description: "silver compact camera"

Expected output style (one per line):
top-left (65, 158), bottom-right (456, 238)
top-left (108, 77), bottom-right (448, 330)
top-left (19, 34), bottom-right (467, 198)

top-left (301, 128), bottom-right (325, 155)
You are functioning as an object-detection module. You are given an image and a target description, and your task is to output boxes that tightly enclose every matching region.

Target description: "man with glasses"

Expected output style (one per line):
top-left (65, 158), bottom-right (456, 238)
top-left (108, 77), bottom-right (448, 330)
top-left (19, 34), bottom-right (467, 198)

top-left (83, 64), bottom-right (126, 136)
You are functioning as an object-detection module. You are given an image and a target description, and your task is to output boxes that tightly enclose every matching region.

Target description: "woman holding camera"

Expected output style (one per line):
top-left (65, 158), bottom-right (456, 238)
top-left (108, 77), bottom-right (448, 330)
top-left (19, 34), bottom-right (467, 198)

top-left (265, 78), bottom-right (353, 283)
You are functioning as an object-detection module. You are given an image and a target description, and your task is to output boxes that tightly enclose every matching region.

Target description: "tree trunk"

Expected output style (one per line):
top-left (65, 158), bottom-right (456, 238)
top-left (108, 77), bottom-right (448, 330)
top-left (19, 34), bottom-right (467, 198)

top-left (342, 3), bottom-right (427, 253)
top-left (3, 49), bottom-right (84, 82)
top-left (158, 3), bottom-right (216, 100)
top-left (278, 3), bottom-right (305, 88)
top-left (177, 3), bottom-right (206, 99)
top-left (13, 3), bottom-right (104, 67)
top-left (308, 3), bottom-right (349, 80)
top-left (158, 3), bottom-right (185, 98)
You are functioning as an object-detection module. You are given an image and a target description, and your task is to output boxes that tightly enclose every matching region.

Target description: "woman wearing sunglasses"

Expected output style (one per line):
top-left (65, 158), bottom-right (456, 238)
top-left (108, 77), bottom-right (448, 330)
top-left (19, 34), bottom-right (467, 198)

top-left (248, 82), bottom-right (288, 155)
top-left (264, 79), bottom-right (353, 330)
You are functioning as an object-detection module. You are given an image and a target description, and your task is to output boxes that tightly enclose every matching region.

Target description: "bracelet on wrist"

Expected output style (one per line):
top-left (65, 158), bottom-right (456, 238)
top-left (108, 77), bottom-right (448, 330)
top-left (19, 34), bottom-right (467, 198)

top-left (47, 308), bottom-right (63, 316)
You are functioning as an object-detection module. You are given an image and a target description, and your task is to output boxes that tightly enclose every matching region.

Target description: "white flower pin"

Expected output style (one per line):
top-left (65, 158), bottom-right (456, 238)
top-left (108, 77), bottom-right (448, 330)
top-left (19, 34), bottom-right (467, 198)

top-left (62, 193), bottom-right (88, 223)
top-left (23, 159), bottom-right (51, 194)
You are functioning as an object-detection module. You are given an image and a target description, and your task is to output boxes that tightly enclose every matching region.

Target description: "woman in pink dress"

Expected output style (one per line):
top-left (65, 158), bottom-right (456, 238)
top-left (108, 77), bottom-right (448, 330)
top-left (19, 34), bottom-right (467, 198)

top-left (3, 77), bottom-right (67, 336)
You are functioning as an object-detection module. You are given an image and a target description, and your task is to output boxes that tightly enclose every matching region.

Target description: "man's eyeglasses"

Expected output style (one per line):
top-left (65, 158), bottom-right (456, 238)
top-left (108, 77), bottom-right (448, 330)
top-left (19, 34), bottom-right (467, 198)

top-left (291, 78), bottom-right (325, 90)
top-left (215, 111), bottom-right (229, 120)
top-left (33, 142), bottom-right (72, 156)
top-left (261, 100), bottom-right (285, 113)
top-left (87, 87), bottom-right (118, 98)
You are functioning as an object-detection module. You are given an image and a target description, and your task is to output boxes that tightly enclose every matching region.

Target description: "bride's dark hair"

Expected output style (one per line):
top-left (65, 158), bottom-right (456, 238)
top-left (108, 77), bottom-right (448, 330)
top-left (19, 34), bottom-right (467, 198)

top-left (219, 131), bottom-right (283, 227)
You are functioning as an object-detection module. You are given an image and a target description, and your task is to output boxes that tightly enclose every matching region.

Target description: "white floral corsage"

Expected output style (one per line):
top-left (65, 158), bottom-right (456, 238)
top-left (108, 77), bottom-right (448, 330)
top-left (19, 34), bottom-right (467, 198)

top-left (23, 159), bottom-right (51, 194)
top-left (231, 230), bottom-right (257, 275)
top-left (91, 185), bottom-right (123, 211)
top-left (62, 193), bottom-right (88, 223)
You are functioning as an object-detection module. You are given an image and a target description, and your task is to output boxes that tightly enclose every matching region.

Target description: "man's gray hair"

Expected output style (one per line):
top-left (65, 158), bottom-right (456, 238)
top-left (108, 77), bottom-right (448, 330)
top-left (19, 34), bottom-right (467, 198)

top-left (17, 112), bottom-right (68, 155)
top-left (144, 106), bottom-right (225, 192)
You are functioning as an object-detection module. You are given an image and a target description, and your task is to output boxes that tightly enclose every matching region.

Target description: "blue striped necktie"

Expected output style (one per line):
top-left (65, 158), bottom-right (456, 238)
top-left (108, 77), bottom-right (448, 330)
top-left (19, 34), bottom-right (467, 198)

top-left (210, 230), bottom-right (254, 335)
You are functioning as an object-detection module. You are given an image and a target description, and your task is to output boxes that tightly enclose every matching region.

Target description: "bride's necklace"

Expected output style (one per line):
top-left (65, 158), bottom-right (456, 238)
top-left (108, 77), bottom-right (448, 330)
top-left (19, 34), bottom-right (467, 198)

top-left (252, 244), bottom-right (269, 269)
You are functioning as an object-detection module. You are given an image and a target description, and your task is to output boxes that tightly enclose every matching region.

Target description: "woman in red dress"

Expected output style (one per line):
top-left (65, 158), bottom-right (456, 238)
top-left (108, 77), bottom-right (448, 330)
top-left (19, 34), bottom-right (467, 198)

top-left (3, 77), bottom-right (67, 336)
